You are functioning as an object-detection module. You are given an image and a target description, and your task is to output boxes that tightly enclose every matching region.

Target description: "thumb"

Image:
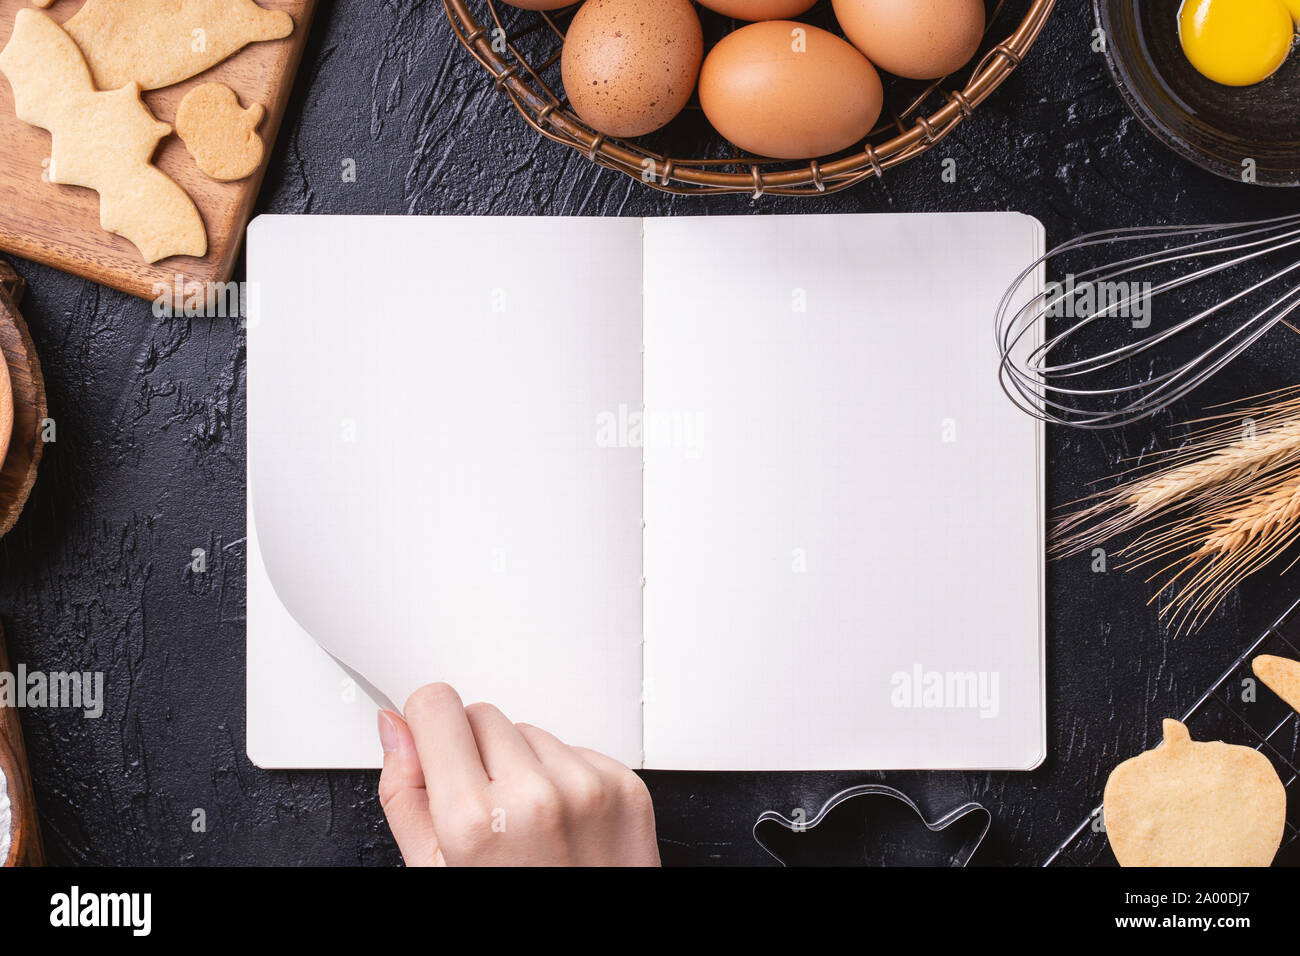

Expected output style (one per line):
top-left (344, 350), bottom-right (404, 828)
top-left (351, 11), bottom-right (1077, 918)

top-left (377, 710), bottom-right (443, 866)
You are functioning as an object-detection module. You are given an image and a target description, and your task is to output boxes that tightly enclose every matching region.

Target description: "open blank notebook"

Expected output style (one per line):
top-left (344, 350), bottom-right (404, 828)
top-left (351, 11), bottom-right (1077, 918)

top-left (246, 212), bottom-right (1045, 771)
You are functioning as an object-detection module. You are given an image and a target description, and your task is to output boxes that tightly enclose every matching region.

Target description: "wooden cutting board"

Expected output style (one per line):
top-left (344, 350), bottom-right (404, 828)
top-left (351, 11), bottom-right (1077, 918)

top-left (0, 0), bottom-right (316, 302)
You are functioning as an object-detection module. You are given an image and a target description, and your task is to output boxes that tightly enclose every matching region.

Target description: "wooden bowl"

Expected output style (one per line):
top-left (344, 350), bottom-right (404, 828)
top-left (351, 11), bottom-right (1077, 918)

top-left (0, 622), bottom-right (42, 866)
top-left (0, 260), bottom-right (44, 540)
top-left (0, 733), bottom-right (23, 867)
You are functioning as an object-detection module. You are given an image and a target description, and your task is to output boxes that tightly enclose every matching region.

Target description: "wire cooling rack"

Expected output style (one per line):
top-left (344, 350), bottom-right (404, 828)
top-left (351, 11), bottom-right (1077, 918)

top-left (1045, 595), bottom-right (1300, 866)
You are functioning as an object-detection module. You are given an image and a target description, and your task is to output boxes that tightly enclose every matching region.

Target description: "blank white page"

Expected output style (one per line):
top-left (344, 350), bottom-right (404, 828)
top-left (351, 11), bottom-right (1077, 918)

top-left (641, 213), bottom-right (1045, 771)
top-left (246, 215), bottom-right (646, 768)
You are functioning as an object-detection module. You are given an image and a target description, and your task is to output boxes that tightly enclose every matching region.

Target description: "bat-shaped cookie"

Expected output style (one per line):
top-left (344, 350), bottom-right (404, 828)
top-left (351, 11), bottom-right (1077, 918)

top-left (0, 10), bottom-right (206, 264)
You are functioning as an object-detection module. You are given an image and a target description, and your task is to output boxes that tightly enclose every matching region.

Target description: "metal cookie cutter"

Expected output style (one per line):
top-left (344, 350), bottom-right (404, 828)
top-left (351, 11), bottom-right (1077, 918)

top-left (753, 784), bottom-right (992, 867)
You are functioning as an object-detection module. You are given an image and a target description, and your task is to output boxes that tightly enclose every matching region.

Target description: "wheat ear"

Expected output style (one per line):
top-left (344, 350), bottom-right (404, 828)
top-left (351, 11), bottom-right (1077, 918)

top-left (1052, 415), bottom-right (1300, 557)
top-left (1052, 386), bottom-right (1300, 634)
top-left (1199, 475), bottom-right (1300, 555)
top-left (1125, 420), bottom-right (1300, 516)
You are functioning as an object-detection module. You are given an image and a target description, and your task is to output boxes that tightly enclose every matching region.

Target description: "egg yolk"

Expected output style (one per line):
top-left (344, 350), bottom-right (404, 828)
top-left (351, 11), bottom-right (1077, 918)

top-left (1178, 0), bottom-right (1297, 86)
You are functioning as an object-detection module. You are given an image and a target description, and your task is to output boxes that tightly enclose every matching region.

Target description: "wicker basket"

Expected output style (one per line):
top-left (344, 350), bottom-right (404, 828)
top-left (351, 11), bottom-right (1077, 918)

top-left (444, 0), bottom-right (1056, 196)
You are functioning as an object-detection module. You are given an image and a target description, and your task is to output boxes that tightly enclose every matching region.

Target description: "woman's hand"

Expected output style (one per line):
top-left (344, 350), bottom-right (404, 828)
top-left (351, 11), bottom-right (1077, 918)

top-left (377, 682), bottom-right (661, 866)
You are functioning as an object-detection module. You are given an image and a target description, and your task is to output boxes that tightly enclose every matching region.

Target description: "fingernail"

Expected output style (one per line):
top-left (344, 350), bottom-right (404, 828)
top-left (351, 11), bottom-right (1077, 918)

top-left (377, 710), bottom-right (401, 754)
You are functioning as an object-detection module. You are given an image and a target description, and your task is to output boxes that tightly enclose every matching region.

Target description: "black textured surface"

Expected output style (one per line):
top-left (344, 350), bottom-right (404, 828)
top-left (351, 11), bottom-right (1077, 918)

top-left (1, 0), bottom-right (1299, 867)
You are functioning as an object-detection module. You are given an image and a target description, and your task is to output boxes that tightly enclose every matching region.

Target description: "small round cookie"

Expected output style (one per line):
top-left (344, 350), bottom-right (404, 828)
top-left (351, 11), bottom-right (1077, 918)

top-left (176, 83), bottom-right (266, 182)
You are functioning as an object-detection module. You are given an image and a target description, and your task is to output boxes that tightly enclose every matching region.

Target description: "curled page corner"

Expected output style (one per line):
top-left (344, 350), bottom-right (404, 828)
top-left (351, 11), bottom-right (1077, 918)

top-left (245, 215), bottom-right (647, 767)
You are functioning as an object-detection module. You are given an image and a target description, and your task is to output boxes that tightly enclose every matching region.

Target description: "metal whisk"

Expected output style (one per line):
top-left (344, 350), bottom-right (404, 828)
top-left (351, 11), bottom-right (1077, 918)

top-left (995, 211), bottom-right (1300, 429)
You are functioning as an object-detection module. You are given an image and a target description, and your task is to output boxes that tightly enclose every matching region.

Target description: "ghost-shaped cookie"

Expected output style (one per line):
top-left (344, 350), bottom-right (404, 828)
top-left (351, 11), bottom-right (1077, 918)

top-left (64, 0), bottom-right (294, 91)
top-left (176, 83), bottom-right (267, 182)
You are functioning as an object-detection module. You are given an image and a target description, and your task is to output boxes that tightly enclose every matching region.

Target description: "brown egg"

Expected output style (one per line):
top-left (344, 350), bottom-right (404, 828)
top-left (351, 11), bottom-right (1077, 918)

top-left (832, 0), bottom-right (985, 80)
top-left (561, 0), bottom-right (703, 138)
top-left (695, 0), bottom-right (818, 19)
top-left (499, 0), bottom-right (579, 9)
top-left (698, 21), bottom-right (883, 159)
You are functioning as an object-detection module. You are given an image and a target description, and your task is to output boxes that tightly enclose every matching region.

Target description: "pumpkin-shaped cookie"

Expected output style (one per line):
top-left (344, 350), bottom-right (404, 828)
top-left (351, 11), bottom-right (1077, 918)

top-left (1104, 719), bottom-right (1285, 867)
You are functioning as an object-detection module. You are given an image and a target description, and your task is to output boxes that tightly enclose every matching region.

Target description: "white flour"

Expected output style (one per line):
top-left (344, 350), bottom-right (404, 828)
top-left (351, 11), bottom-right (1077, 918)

top-left (0, 765), bottom-right (11, 864)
